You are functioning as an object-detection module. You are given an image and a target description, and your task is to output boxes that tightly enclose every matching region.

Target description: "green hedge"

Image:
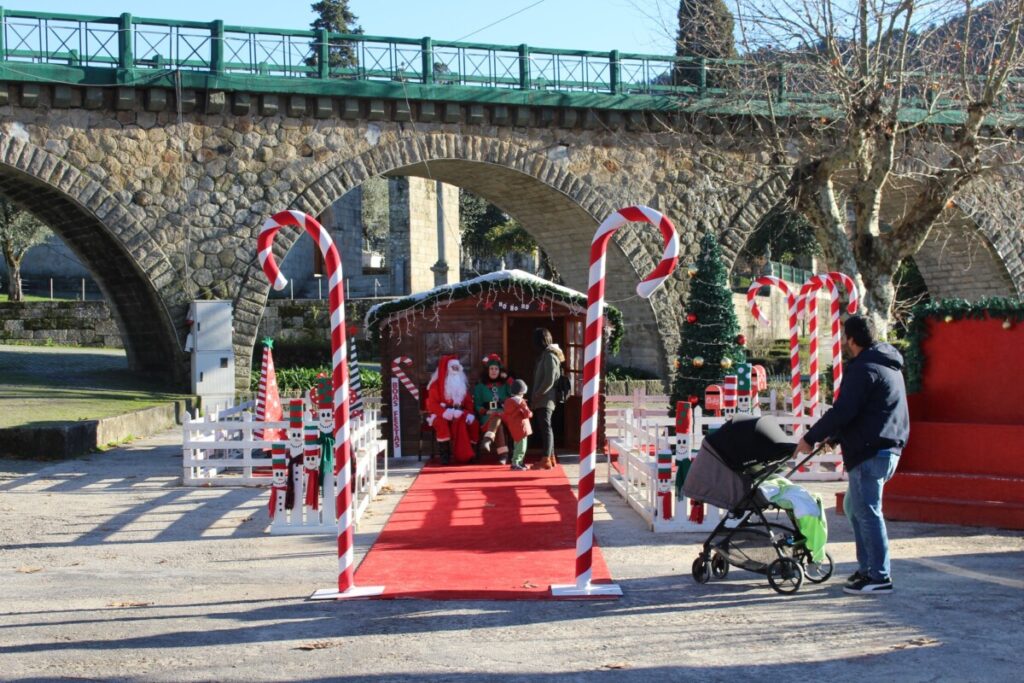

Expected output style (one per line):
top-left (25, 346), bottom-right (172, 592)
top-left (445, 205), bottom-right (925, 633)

top-left (250, 366), bottom-right (383, 394)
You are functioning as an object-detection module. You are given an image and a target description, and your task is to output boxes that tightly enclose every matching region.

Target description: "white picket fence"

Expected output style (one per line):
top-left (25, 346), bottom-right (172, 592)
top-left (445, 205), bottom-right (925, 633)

top-left (182, 397), bottom-right (388, 535)
top-left (604, 389), bottom-right (844, 533)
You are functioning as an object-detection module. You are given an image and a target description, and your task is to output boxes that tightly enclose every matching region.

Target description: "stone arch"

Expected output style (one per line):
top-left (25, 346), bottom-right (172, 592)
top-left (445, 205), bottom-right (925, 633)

top-left (718, 172), bottom-right (1022, 303)
top-left (0, 133), bottom-right (187, 382)
top-left (234, 134), bottom-right (684, 376)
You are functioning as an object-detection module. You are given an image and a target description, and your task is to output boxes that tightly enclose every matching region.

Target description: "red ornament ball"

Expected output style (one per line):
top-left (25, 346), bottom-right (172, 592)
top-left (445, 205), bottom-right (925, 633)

top-left (686, 312), bottom-right (698, 324)
top-left (736, 334), bottom-right (747, 346)
top-left (687, 395), bottom-right (699, 405)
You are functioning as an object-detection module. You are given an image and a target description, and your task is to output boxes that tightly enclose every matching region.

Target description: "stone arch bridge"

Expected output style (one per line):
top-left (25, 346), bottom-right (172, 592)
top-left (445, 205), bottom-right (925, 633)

top-left (0, 10), bottom-right (1020, 388)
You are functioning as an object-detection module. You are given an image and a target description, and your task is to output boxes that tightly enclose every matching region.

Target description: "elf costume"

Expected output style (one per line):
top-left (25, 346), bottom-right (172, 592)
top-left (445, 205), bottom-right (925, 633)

top-left (473, 354), bottom-right (512, 462)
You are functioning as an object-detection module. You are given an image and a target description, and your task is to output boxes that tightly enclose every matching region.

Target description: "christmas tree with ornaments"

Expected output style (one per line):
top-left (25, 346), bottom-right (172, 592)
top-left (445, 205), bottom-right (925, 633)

top-left (670, 233), bottom-right (747, 412)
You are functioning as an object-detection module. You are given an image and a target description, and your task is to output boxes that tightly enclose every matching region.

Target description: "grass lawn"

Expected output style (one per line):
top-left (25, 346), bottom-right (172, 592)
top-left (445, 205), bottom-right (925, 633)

top-left (0, 344), bottom-right (188, 429)
top-left (0, 294), bottom-right (62, 303)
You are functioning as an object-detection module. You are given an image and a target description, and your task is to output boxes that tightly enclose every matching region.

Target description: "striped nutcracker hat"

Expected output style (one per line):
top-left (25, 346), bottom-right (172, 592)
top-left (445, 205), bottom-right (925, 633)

top-left (288, 398), bottom-right (305, 429)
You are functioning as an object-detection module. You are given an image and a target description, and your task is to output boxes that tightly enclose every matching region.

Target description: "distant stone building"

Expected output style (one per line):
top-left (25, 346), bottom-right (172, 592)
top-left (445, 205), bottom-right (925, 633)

top-left (4, 176), bottom-right (463, 300)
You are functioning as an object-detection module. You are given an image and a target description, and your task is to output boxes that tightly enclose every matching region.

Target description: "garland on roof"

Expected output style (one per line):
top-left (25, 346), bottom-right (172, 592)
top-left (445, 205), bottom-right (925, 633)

top-left (365, 271), bottom-right (625, 355)
top-left (904, 297), bottom-right (1024, 392)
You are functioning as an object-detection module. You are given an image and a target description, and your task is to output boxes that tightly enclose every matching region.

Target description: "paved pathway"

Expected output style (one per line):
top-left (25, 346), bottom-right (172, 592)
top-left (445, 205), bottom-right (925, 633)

top-left (1, 431), bottom-right (1021, 681)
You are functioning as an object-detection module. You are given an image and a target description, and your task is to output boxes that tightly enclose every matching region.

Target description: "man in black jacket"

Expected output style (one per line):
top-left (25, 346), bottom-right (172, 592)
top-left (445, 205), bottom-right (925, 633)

top-left (795, 315), bottom-right (909, 595)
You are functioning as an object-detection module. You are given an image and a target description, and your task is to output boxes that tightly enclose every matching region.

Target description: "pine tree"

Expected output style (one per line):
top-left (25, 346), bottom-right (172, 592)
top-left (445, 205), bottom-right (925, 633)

top-left (308, 0), bottom-right (363, 71)
top-left (674, 0), bottom-right (737, 87)
top-left (670, 233), bottom-right (746, 411)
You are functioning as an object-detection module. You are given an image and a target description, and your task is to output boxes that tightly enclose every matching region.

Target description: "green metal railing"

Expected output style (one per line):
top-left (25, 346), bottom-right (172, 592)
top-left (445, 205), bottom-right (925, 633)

top-left (0, 6), bottom-right (1019, 121)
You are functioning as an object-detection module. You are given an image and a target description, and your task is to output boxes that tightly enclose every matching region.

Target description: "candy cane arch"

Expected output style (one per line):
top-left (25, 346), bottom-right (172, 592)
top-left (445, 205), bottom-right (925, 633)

top-left (552, 205), bottom-right (678, 598)
top-left (803, 271), bottom-right (859, 403)
top-left (747, 276), bottom-right (802, 423)
top-left (257, 209), bottom-right (383, 600)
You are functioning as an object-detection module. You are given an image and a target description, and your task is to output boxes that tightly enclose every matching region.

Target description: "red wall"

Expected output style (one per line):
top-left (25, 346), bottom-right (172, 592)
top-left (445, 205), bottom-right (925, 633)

top-left (918, 317), bottom-right (1024, 424)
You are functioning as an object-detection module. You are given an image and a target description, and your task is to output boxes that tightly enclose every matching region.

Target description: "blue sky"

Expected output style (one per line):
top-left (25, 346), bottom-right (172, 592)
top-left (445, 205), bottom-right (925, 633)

top-left (25, 0), bottom-right (679, 54)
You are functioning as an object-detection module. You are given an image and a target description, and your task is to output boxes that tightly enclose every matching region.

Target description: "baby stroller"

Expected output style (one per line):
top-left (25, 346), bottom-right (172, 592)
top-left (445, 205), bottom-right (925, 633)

top-left (683, 416), bottom-right (834, 595)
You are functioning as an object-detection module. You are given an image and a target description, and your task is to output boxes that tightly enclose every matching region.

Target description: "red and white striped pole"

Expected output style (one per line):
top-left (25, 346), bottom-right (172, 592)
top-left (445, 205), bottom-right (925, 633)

top-left (747, 277), bottom-right (802, 425)
top-left (257, 209), bottom-right (383, 600)
top-left (722, 375), bottom-right (738, 414)
top-left (798, 278), bottom-right (823, 418)
top-left (552, 205), bottom-right (678, 597)
top-left (825, 272), bottom-right (858, 400)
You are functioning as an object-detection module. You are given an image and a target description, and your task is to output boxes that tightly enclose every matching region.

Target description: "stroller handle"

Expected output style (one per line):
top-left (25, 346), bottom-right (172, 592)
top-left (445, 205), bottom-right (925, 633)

top-left (784, 443), bottom-right (831, 478)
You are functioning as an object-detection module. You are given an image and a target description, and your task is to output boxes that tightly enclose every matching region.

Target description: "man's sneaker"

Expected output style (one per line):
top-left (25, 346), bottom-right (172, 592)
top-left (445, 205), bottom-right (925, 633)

top-left (845, 570), bottom-right (867, 587)
top-left (511, 463), bottom-right (527, 471)
top-left (843, 575), bottom-right (893, 595)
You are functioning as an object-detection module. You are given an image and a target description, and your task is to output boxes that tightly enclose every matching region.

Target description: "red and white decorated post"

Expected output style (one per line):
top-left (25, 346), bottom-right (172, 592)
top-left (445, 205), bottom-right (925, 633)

top-left (257, 209), bottom-right (383, 600)
top-left (388, 356), bottom-right (419, 459)
top-left (552, 205), bottom-right (678, 598)
top-left (722, 375), bottom-right (738, 414)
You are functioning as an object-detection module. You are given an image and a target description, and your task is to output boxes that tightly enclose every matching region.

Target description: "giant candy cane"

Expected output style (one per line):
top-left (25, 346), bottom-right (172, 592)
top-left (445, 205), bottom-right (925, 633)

top-left (390, 356), bottom-right (420, 400)
top-left (257, 210), bottom-right (383, 600)
top-left (804, 272), bottom-right (858, 402)
top-left (798, 278), bottom-right (825, 418)
top-left (552, 205), bottom-right (678, 598)
top-left (747, 277), bottom-right (802, 423)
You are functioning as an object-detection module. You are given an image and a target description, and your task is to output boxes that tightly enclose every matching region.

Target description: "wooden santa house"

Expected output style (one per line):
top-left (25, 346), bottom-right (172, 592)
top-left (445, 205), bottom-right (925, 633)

top-left (366, 270), bottom-right (624, 456)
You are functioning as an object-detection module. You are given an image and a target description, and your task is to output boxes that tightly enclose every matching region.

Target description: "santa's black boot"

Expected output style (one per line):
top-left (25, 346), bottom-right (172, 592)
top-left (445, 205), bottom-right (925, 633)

top-left (439, 441), bottom-right (451, 465)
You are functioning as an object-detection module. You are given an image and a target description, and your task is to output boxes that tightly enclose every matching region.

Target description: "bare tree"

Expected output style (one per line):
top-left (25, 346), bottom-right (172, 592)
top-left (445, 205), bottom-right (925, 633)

top-left (0, 198), bottom-right (49, 302)
top-left (716, 0), bottom-right (1024, 335)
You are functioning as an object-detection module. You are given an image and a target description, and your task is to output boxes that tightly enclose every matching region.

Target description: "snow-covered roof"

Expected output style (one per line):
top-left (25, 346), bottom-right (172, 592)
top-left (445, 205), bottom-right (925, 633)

top-left (364, 269), bottom-right (625, 353)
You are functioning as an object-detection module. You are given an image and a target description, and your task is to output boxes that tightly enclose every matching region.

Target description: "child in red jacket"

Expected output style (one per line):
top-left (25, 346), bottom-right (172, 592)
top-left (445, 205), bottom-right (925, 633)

top-left (503, 379), bottom-right (533, 471)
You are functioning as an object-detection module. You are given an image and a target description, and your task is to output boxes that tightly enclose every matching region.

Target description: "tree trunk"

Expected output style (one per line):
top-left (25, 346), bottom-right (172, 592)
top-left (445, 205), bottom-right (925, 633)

top-left (857, 263), bottom-right (896, 340)
top-left (8, 259), bottom-right (23, 302)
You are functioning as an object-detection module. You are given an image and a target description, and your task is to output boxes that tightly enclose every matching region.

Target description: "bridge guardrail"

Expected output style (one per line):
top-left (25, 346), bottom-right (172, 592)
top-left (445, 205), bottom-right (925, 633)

top-left (0, 7), bottom-right (1017, 122)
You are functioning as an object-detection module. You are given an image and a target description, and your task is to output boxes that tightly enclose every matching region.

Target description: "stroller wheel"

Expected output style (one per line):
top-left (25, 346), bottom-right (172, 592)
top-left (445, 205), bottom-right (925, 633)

top-left (691, 556), bottom-right (711, 584)
top-left (802, 551), bottom-right (835, 584)
top-left (767, 557), bottom-right (804, 595)
top-left (710, 552), bottom-right (730, 579)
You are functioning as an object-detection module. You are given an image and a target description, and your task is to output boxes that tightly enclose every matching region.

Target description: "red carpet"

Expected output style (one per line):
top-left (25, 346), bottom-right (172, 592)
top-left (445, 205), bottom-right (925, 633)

top-left (354, 462), bottom-right (614, 599)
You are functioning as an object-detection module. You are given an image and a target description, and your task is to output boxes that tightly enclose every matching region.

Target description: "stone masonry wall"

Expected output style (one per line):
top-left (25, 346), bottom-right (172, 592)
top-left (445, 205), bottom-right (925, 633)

top-left (0, 83), bottom-right (1018, 390)
top-left (0, 301), bottom-right (122, 347)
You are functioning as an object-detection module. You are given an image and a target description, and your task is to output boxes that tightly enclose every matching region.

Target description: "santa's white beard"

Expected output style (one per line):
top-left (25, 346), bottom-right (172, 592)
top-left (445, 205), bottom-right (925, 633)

top-left (445, 369), bottom-right (468, 406)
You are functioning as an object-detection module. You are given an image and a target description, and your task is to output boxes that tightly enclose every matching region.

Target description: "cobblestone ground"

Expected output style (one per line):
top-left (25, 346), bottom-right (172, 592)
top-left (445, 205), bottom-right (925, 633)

top-left (1, 431), bottom-right (1021, 682)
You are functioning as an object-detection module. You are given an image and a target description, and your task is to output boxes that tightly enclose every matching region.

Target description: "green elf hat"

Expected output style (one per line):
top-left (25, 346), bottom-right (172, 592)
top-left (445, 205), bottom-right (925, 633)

top-left (482, 353), bottom-right (503, 369)
top-left (288, 398), bottom-right (304, 429)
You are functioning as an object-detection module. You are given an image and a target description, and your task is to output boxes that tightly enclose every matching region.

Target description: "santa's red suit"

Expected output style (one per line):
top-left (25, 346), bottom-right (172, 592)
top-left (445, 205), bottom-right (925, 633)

top-left (426, 354), bottom-right (480, 463)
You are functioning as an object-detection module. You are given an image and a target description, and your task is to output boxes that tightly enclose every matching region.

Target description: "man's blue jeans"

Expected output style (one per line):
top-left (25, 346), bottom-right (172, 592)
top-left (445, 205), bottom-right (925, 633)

top-left (844, 450), bottom-right (900, 581)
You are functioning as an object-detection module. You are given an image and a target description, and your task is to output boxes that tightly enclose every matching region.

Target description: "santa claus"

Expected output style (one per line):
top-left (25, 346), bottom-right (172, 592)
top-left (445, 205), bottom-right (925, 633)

top-left (426, 354), bottom-right (480, 464)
